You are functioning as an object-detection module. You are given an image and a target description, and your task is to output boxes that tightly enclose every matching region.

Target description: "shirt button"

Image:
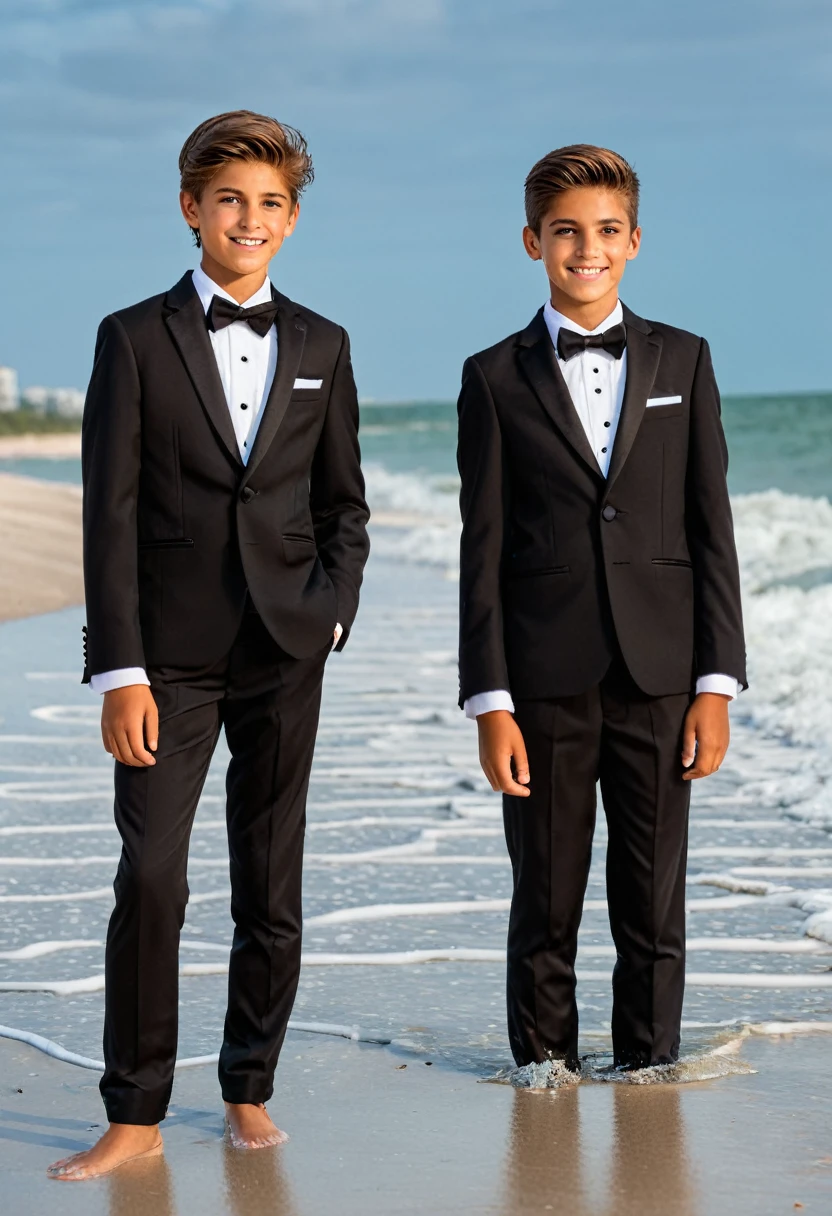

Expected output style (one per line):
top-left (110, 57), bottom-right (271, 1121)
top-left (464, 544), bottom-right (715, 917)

top-left (593, 368), bottom-right (599, 373)
top-left (595, 388), bottom-right (602, 394)
top-left (240, 403), bottom-right (248, 411)
top-left (604, 421), bottom-right (611, 428)
top-left (601, 446), bottom-right (608, 453)
top-left (241, 356), bottom-right (248, 363)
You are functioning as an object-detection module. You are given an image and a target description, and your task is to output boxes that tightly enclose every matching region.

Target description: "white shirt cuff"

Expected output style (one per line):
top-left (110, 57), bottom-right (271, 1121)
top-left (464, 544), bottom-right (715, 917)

top-left (695, 673), bottom-right (739, 700)
top-left (464, 690), bottom-right (515, 720)
top-left (89, 667), bottom-right (151, 694)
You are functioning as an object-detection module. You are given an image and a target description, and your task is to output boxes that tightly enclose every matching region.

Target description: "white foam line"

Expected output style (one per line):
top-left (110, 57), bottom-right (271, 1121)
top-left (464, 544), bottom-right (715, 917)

top-left (0, 938), bottom-right (229, 961)
top-left (0, 939), bottom-right (103, 960)
top-left (746, 1021), bottom-right (832, 1036)
top-left (305, 898), bottom-right (512, 926)
top-left (0, 1020), bottom-right (390, 1072)
top-left (0, 736), bottom-right (99, 745)
top-left (7, 959), bottom-right (832, 992)
top-left (688, 847), bottom-right (832, 859)
top-left (0, 887), bottom-right (113, 904)
top-left (0, 823), bottom-right (116, 837)
top-left (305, 854), bottom-right (506, 866)
top-left (728, 866), bottom-right (832, 878)
top-left (690, 819), bottom-right (796, 830)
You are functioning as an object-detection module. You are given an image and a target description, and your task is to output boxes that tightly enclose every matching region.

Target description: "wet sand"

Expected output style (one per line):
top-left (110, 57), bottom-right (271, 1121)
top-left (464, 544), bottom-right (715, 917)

top-left (1, 1032), bottom-right (830, 1214)
top-left (0, 472), bottom-right (83, 620)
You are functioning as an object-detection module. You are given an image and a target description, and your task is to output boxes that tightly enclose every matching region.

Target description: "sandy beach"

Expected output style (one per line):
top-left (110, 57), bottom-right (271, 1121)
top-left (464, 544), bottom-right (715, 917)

top-left (0, 471), bottom-right (83, 620)
top-left (0, 437), bottom-right (831, 1212)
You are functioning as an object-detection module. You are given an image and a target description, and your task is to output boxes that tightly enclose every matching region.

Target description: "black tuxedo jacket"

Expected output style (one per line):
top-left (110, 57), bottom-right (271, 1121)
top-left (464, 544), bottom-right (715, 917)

top-left (82, 273), bottom-right (370, 681)
top-left (457, 304), bottom-right (747, 704)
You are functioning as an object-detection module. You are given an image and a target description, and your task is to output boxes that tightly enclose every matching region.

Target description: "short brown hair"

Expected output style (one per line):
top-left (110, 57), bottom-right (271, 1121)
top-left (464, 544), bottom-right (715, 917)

top-left (525, 144), bottom-right (639, 234)
top-left (179, 110), bottom-right (314, 247)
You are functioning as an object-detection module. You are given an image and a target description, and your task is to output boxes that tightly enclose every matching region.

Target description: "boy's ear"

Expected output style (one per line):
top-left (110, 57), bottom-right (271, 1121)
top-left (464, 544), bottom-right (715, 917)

top-left (285, 200), bottom-right (301, 237)
top-left (523, 225), bottom-right (542, 262)
top-left (180, 190), bottom-right (200, 228)
top-left (626, 225), bottom-right (642, 261)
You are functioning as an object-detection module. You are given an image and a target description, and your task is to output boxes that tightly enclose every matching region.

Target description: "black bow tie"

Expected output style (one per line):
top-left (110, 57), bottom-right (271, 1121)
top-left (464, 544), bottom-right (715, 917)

top-left (556, 322), bottom-right (627, 362)
top-left (207, 295), bottom-right (278, 337)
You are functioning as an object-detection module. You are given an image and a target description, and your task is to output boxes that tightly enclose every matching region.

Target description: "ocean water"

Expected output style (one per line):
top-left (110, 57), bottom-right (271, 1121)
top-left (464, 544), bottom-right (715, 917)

top-left (1, 391), bottom-right (832, 1088)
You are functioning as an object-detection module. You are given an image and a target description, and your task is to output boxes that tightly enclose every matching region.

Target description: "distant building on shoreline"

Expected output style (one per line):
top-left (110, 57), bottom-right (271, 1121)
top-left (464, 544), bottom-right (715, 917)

top-left (23, 385), bottom-right (86, 418)
top-left (0, 365), bottom-right (85, 418)
top-left (0, 366), bottom-right (19, 412)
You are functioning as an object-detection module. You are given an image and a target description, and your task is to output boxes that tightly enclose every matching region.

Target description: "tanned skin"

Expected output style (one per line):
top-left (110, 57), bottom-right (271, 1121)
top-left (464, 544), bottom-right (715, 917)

top-left (48, 161), bottom-right (305, 1182)
top-left (476, 185), bottom-right (730, 800)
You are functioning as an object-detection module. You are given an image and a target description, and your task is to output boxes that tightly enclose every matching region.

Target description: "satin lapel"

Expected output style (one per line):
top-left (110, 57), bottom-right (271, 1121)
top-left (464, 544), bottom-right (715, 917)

top-left (242, 300), bottom-right (307, 481)
top-left (606, 323), bottom-right (663, 489)
top-left (517, 325), bottom-right (604, 479)
top-left (165, 289), bottom-right (242, 466)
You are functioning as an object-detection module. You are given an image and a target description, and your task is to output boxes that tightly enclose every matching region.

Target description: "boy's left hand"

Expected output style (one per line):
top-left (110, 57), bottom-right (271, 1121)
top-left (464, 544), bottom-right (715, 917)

top-left (681, 692), bottom-right (731, 780)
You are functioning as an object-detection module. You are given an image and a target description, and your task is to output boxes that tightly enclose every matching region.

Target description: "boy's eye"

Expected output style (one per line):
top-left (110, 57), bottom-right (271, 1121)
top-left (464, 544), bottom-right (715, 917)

top-left (555, 227), bottom-right (576, 236)
top-left (602, 226), bottom-right (619, 235)
top-left (219, 195), bottom-right (240, 204)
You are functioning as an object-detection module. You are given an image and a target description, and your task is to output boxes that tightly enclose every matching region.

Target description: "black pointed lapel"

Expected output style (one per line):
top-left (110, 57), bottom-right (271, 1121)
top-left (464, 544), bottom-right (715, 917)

top-left (606, 308), bottom-right (663, 488)
top-left (242, 293), bottom-right (307, 481)
top-left (164, 274), bottom-right (242, 466)
top-left (517, 311), bottom-right (603, 479)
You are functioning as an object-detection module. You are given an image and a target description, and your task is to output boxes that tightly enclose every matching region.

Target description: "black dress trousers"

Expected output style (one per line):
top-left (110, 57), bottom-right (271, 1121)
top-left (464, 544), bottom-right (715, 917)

top-left (503, 659), bottom-right (692, 1071)
top-left (100, 603), bottom-right (329, 1125)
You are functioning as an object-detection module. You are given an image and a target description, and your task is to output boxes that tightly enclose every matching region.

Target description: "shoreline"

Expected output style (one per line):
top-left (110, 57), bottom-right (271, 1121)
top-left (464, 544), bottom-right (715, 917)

top-left (0, 431), bottom-right (81, 458)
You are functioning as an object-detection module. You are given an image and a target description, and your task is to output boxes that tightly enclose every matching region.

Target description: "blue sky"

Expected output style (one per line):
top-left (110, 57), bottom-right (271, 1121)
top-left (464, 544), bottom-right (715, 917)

top-left (1, 0), bottom-right (830, 398)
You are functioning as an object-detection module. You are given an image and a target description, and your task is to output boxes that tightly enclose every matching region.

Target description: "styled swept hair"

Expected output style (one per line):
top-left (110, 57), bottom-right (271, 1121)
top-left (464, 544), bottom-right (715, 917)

top-left (525, 144), bottom-right (639, 234)
top-left (179, 110), bottom-right (314, 247)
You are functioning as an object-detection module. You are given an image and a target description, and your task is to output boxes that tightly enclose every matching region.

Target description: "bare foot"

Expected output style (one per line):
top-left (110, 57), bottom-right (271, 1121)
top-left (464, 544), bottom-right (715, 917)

top-left (47, 1123), bottom-right (163, 1181)
top-left (224, 1102), bottom-right (288, 1149)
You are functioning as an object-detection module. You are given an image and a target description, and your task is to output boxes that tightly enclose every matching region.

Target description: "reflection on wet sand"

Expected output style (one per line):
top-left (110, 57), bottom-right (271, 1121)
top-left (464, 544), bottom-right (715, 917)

top-left (108, 1154), bottom-right (176, 1216)
top-left (223, 1143), bottom-right (298, 1216)
top-left (501, 1082), bottom-right (700, 1216)
top-left (606, 1085), bottom-right (699, 1216)
top-left (501, 1085), bottom-right (591, 1215)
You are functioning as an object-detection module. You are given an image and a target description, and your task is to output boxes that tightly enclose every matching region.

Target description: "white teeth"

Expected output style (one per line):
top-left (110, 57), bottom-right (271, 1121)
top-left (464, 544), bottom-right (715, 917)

top-left (232, 238), bottom-right (265, 246)
top-left (571, 267), bottom-right (604, 275)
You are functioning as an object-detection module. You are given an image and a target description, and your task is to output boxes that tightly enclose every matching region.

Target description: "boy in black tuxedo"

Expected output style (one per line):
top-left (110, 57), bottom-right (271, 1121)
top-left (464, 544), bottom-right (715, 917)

top-left (457, 145), bottom-right (745, 1076)
top-left (49, 111), bottom-right (369, 1179)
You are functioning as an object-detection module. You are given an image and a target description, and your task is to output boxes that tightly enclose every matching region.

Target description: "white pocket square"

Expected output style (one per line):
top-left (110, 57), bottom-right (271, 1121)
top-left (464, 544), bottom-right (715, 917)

top-left (646, 395), bottom-right (682, 407)
top-left (294, 377), bottom-right (323, 390)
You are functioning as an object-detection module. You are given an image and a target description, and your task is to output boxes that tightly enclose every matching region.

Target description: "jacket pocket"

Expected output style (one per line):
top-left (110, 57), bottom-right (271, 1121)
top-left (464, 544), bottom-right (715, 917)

top-left (282, 533), bottom-right (317, 565)
top-left (652, 558), bottom-right (692, 568)
top-left (506, 565), bottom-right (570, 580)
top-left (138, 538), bottom-right (195, 550)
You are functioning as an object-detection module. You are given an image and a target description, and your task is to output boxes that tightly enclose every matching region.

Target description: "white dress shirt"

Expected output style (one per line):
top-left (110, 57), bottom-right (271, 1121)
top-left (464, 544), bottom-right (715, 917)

top-left (90, 268), bottom-right (340, 695)
top-left (464, 301), bottom-right (739, 719)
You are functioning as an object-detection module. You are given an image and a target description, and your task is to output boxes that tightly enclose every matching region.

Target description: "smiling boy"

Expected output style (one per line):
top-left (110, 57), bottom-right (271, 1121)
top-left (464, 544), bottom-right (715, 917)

top-left (48, 111), bottom-right (370, 1179)
top-left (457, 145), bottom-right (746, 1076)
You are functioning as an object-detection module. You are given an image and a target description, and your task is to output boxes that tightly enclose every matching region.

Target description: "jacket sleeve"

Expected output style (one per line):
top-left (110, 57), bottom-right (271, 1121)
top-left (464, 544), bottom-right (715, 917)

top-left (310, 327), bottom-right (371, 649)
top-left (81, 314), bottom-right (146, 679)
top-left (457, 355), bottom-right (511, 706)
top-left (685, 338), bottom-right (748, 689)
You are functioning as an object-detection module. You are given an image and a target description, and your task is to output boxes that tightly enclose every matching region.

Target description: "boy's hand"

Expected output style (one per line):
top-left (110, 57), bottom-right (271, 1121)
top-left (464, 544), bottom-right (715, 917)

top-left (102, 686), bottom-right (159, 767)
top-left (681, 692), bottom-right (730, 781)
top-left (477, 710), bottom-right (531, 797)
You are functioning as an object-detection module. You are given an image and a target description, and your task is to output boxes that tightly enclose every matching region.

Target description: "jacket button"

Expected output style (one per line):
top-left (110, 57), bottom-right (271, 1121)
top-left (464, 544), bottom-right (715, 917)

top-left (240, 487), bottom-right (257, 504)
top-left (602, 505), bottom-right (617, 522)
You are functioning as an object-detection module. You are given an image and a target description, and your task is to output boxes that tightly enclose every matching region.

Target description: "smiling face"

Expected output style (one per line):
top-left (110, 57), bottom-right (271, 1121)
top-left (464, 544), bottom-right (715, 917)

top-left (180, 159), bottom-right (300, 302)
top-left (523, 186), bottom-right (641, 329)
